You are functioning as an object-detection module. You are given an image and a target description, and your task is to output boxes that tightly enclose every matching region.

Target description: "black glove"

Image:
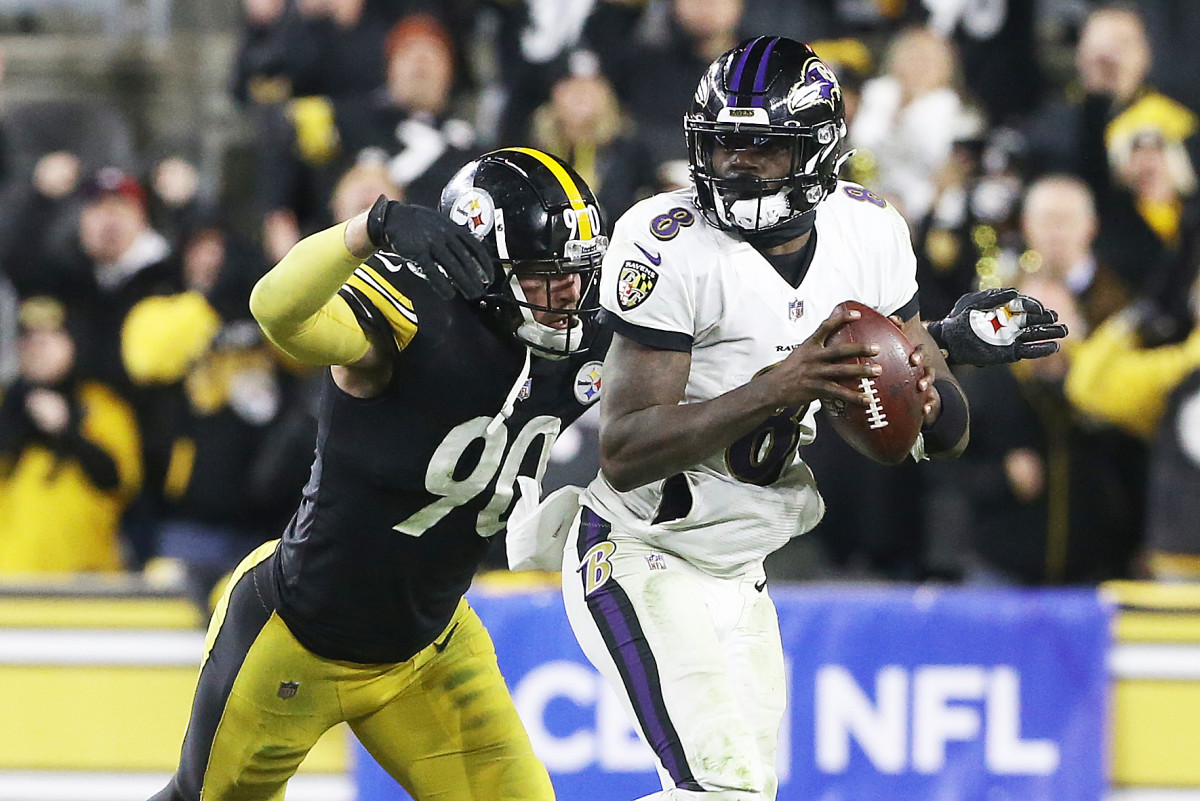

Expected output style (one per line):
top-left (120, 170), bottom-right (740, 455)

top-left (366, 195), bottom-right (493, 301)
top-left (928, 287), bottom-right (1070, 366)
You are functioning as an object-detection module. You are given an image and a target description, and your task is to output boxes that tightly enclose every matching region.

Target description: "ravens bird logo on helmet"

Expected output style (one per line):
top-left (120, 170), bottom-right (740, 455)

top-left (685, 37), bottom-right (850, 240)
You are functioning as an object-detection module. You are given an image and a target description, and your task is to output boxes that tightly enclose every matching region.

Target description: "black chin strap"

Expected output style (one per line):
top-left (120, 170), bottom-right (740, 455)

top-left (741, 208), bottom-right (817, 250)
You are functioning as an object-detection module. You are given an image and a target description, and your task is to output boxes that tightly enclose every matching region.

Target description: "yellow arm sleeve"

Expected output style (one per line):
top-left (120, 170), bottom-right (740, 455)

top-left (1065, 312), bottom-right (1200, 439)
top-left (122, 292), bottom-right (221, 385)
top-left (249, 222), bottom-right (372, 366)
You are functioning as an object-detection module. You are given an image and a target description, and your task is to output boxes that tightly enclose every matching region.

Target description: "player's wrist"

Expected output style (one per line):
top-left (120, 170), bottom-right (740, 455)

top-left (921, 378), bottom-right (968, 455)
top-left (364, 194), bottom-right (395, 253)
top-left (345, 212), bottom-right (376, 260)
top-left (753, 371), bottom-right (802, 416)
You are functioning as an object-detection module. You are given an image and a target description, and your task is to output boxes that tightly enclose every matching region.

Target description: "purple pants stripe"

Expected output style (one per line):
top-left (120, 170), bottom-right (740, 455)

top-left (577, 508), bottom-right (699, 790)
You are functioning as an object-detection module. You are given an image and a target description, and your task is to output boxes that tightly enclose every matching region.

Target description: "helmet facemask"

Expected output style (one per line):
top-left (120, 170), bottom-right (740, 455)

top-left (492, 234), bottom-right (606, 360)
top-left (440, 148), bottom-right (610, 359)
top-left (687, 119), bottom-right (845, 235)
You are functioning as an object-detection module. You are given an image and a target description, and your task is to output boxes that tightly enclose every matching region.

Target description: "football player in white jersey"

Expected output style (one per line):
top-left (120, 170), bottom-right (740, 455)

top-left (556, 37), bottom-right (1057, 801)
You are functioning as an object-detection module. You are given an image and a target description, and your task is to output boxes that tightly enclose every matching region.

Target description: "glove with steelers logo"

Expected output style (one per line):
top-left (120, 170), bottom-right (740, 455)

top-left (928, 287), bottom-right (1069, 366)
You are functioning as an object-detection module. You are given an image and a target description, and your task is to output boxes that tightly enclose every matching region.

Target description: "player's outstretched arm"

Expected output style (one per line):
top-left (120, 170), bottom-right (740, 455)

top-left (927, 287), bottom-right (1069, 366)
top-left (599, 308), bottom-right (878, 492)
top-left (249, 211), bottom-right (378, 368)
top-left (251, 198), bottom-right (496, 397)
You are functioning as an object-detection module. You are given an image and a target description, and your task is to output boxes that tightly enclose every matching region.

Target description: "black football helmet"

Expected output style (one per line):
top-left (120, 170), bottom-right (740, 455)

top-left (439, 148), bottom-right (607, 359)
top-left (685, 37), bottom-right (849, 238)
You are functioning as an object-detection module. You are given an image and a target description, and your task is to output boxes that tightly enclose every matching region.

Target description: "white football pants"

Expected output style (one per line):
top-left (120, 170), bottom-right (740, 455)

top-left (561, 505), bottom-right (786, 801)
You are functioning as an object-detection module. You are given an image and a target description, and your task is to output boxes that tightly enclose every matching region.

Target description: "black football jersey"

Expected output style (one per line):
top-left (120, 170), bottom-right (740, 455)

top-left (272, 253), bottom-right (609, 663)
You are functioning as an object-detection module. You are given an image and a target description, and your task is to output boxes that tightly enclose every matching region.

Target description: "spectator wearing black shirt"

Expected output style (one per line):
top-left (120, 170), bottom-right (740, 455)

top-left (599, 0), bottom-right (745, 167)
top-left (529, 49), bottom-right (654, 227)
top-left (1025, 5), bottom-right (1196, 296)
top-left (959, 277), bottom-right (1144, 585)
top-left (232, 0), bottom-right (396, 107)
top-left (256, 12), bottom-right (477, 263)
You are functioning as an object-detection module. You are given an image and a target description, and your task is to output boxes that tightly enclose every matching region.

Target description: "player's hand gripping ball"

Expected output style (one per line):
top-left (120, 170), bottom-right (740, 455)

top-left (822, 300), bottom-right (925, 464)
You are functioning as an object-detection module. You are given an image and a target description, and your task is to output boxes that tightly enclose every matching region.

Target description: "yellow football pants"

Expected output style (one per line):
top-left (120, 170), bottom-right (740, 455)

top-left (152, 540), bottom-right (554, 801)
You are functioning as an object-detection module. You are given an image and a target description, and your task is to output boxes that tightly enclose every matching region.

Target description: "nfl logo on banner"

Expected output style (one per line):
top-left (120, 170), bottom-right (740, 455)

top-left (789, 299), bottom-right (804, 321)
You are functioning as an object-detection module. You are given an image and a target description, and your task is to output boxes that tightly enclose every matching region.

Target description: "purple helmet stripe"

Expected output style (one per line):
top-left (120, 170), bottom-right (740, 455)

top-left (751, 37), bottom-right (780, 107)
top-left (727, 36), bottom-right (762, 106)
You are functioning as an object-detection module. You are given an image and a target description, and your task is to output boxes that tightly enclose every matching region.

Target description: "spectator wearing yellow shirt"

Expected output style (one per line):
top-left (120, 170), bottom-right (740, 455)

top-left (1065, 292), bottom-right (1200, 442)
top-left (122, 214), bottom-right (300, 611)
top-left (1066, 281), bottom-right (1200, 579)
top-left (959, 278), bottom-right (1144, 584)
top-left (0, 298), bottom-right (141, 574)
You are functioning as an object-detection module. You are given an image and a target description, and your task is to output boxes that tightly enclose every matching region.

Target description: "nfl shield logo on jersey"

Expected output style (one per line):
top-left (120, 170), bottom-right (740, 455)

top-left (617, 260), bottom-right (659, 310)
top-left (277, 681), bottom-right (300, 699)
top-left (788, 299), bottom-right (805, 321)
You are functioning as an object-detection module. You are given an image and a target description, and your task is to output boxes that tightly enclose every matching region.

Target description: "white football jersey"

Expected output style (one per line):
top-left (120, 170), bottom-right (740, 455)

top-left (582, 182), bottom-right (919, 576)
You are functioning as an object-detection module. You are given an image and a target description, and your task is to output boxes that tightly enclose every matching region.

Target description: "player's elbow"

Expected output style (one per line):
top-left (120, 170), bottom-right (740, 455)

top-left (600, 411), bottom-right (694, 490)
top-left (598, 436), bottom-right (652, 492)
top-left (600, 455), bottom-right (643, 493)
top-left (249, 275), bottom-right (287, 337)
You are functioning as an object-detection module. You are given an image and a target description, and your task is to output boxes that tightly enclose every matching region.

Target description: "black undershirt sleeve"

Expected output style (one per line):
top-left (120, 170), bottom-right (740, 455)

top-left (599, 311), bottom-right (693, 353)
top-left (892, 293), bottom-right (920, 322)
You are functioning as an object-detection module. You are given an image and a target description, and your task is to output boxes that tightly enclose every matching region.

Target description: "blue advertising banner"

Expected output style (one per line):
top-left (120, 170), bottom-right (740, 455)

top-left (355, 586), bottom-right (1111, 801)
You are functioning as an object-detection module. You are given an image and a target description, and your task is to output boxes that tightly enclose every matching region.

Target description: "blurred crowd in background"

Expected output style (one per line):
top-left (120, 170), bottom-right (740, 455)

top-left (1, 0), bottom-right (1199, 612)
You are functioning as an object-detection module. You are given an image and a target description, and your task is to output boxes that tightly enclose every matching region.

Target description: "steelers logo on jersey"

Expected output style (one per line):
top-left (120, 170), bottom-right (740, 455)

top-left (574, 360), bottom-right (603, 405)
top-left (447, 187), bottom-right (496, 239)
top-left (617, 260), bottom-right (658, 310)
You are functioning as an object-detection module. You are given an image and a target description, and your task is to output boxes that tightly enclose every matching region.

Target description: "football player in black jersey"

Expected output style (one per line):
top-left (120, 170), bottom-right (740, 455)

top-left (149, 147), bottom-right (610, 801)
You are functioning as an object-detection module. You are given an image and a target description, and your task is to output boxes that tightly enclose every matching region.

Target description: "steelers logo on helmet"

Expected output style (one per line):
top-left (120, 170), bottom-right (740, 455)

top-left (617, 260), bottom-right (658, 311)
top-left (447, 187), bottom-right (496, 240)
top-left (441, 147), bottom-right (607, 359)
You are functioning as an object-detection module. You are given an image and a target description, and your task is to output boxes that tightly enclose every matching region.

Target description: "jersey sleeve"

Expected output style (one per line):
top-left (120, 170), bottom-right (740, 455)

top-left (336, 258), bottom-right (420, 355)
top-left (875, 202), bottom-right (920, 320)
top-left (598, 205), bottom-right (698, 352)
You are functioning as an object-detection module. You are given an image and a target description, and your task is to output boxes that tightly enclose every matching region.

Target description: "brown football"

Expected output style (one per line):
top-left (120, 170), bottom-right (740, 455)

top-left (821, 300), bottom-right (925, 465)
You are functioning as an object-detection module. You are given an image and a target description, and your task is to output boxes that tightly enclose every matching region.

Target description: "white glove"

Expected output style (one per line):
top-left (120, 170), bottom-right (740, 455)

top-left (505, 476), bottom-right (582, 572)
